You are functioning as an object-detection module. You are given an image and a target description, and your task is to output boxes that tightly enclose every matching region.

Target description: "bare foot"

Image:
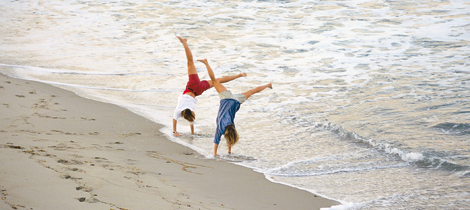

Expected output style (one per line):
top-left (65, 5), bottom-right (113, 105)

top-left (239, 72), bottom-right (247, 77)
top-left (177, 36), bottom-right (187, 44)
top-left (197, 59), bottom-right (208, 64)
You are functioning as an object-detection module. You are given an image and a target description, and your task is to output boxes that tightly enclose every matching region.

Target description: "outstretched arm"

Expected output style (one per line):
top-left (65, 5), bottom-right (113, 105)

top-left (172, 118), bottom-right (193, 136)
top-left (213, 126), bottom-right (223, 157)
top-left (214, 143), bottom-right (219, 157)
top-left (198, 59), bottom-right (227, 93)
top-left (172, 119), bottom-right (182, 137)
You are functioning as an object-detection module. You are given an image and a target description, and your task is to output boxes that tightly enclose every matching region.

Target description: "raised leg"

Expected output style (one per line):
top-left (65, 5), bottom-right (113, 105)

top-left (206, 73), bottom-right (247, 87)
top-left (241, 83), bottom-right (272, 99)
top-left (177, 36), bottom-right (197, 75)
top-left (218, 73), bottom-right (247, 84)
top-left (198, 59), bottom-right (227, 93)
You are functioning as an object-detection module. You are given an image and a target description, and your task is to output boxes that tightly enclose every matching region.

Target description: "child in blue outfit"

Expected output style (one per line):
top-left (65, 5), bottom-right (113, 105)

top-left (172, 36), bottom-right (247, 137)
top-left (198, 59), bottom-right (272, 157)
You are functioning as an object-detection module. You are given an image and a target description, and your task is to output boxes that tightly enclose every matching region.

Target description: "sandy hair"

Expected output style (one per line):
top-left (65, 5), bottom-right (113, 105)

top-left (181, 109), bottom-right (195, 122)
top-left (224, 124), bottom-right (239, 147)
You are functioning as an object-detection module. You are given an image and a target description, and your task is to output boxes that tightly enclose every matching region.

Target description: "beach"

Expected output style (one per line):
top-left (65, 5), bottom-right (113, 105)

top-left (2, 0), bottom-right (469, 208)
top-left (0, 73), bottom-right (339, 209)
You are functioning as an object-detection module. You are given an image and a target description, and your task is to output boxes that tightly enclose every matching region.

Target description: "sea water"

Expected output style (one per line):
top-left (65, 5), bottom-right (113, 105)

top-left (1, 0), bottom-right (469, 209)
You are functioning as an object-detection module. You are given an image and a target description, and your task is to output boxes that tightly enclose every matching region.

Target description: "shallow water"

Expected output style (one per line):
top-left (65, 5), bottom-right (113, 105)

top-left (1, 0), bottom-right (470, 209)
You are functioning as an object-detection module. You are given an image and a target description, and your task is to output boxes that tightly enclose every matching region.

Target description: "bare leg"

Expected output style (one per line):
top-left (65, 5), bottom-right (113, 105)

top-left (206, 73), bottom-right (247, 87)
top-left (198, 59), bottom-right (227, 93)
top-left (218, 73), bottom-right (247, 84)
top-left (177, 36), bottom-right (197, 75)
top-left (241, 83), bottom-right (272, 99)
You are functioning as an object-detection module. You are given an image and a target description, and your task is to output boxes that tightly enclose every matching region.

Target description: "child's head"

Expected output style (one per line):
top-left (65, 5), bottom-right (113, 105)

top-left (224, 124), bottom-right (239, 147)
top-left (181, 109), bottom-right (195, 122)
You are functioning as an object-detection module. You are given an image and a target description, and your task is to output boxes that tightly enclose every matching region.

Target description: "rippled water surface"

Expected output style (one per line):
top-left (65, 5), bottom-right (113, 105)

top-left (1, 0), bottom-right (470, 209)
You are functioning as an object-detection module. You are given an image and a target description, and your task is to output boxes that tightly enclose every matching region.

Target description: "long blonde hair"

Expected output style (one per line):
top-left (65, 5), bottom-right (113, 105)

top-left (224, 124), bottom-right (239, 147)
top-left (181, 109), bottom-right (195, 122)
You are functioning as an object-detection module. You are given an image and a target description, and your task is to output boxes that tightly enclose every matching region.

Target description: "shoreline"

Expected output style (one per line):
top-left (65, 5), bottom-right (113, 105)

top-left (0, 73), bottom-right (340, 209)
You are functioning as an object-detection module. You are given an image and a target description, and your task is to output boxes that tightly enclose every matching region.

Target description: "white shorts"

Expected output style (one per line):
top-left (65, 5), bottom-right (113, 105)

top-left (218, 90), bottom-right (246, 104)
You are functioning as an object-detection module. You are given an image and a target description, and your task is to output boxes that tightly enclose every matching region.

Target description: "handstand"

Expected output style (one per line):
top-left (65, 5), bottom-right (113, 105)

top-left (172, 36), bottom-right (247, 136)
top-left (198, 59), bottom-right (272, 157)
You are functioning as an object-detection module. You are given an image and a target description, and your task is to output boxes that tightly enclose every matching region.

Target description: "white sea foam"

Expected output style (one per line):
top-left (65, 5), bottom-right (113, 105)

top-left (321, 202), bottom-right (358, 210)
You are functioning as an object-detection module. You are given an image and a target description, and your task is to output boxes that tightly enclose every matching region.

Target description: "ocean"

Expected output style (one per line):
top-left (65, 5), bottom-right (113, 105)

top-left (1, 0), bottom-right (469, 209)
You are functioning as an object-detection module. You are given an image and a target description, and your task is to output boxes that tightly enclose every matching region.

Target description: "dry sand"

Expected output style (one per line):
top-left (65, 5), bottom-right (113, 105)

top-left (0, 73), bottom-right (340, 210)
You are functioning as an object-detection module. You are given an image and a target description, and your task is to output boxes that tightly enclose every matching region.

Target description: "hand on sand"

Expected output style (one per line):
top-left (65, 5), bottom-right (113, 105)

top-left (267, 83), bottom-right (273, 89)
top-left (239, 72), bottom-right (247, 77)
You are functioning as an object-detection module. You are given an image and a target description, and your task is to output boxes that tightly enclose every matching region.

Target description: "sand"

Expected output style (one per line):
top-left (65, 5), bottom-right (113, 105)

top-left (0, 73), bottom-right (340, 210)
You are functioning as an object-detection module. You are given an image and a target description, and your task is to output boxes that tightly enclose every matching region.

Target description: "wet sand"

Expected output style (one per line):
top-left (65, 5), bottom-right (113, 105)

top-left (0, 73), bottom-right (340, 210)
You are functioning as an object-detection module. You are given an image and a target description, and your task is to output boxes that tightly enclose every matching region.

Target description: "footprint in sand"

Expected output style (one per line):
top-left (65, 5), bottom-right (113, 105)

top-left (122, 132), bottom-right (142, 137)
